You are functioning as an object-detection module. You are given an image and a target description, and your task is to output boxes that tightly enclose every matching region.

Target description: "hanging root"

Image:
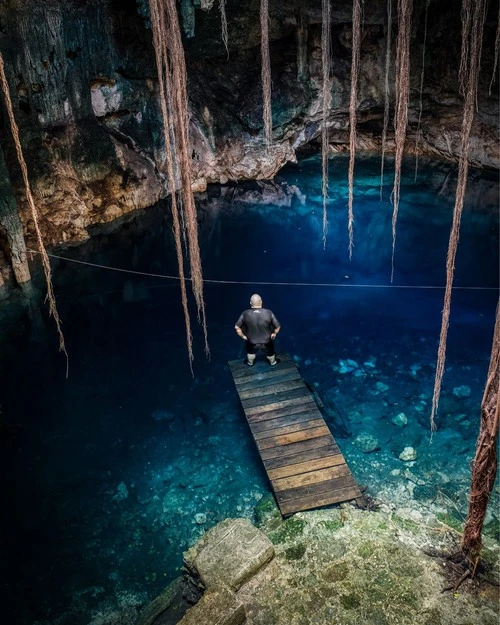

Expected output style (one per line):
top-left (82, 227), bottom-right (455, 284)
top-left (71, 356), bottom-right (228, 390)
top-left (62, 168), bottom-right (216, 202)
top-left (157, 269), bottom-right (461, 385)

top-left (489, 4), bottom-right (500, 95)
top-left (414, 0), bottom-right (429, 181)
top-left (0, 52), bottom-right (69, 377)
top-left (149, 0), bottom-right (210, 367)
top-left (430, 0), bottom-right (487, 429)
top-left (380, 0), bottom-right (392, 200)
top-left (219, 0), bottom-right (229, 58)
top-left (321, 0), bottom-right (332, 248)
top-left (165, 0), bottom-right (209, 356)
top-left (460, 303), bottom-right (499, 567)
top-left (347, 0), bottom-right (361, 260)
top-left (260, 0), bottom-right (272, 148)
top-left (390, 0), bottom-right (412, 283)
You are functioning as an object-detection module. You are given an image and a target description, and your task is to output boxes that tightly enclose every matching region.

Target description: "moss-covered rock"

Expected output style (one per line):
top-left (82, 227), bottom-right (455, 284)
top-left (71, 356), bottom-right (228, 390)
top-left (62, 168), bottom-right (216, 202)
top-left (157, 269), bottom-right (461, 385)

top-left (284, 543), bottom-right (307, 561)
top-left (269, 517), bottom-right (306, 545)
top-left (254, 493), bottom-right (281, 529)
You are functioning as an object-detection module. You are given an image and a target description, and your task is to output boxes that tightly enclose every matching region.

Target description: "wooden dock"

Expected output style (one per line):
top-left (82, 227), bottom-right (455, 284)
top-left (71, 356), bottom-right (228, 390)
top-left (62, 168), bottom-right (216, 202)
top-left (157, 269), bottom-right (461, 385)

top-left (229, 353), bottom-right (363, 516)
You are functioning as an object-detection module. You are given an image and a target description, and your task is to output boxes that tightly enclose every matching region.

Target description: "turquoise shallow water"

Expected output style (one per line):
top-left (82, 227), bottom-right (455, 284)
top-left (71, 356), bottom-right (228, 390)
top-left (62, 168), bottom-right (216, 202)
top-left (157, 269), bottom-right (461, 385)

top-left (0, 155), bottom-right (498, 624)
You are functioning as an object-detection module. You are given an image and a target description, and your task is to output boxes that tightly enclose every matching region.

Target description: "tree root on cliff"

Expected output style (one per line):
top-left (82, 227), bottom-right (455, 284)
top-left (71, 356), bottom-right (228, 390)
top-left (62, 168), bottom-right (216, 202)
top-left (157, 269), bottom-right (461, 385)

top-left (423, 548), bottom-right (499, 593)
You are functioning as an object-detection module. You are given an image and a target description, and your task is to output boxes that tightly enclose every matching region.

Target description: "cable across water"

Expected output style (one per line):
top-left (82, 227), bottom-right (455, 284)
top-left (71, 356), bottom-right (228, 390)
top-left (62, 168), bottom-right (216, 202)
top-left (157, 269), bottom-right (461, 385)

top-left (26, 248), bottom-right (498, 291)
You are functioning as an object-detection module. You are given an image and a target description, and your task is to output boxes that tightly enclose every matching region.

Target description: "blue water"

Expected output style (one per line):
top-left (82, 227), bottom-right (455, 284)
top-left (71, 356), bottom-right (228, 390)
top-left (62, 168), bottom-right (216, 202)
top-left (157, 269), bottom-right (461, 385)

top-left (0, 155), bottom-right (498, 624)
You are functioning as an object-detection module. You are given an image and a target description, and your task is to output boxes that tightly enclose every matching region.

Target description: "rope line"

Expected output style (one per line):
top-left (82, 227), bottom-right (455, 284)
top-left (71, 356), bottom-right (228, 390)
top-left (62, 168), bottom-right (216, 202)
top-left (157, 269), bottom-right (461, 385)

top-left (26, 248), bottom-right (498, 291)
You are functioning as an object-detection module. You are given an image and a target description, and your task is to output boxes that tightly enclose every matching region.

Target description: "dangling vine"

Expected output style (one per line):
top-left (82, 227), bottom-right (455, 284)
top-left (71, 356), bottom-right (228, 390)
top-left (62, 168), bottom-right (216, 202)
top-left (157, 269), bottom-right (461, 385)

top-left (219, 0), bottom-right (229, 58)
top-left (430, 0), bottom-right (488, 431)
top-left (390, 0), bottom-right (412, 283)
top-left (260, 0), bottom-right (272, 147)
top-left (321, 0), bottom-right (332, 249)
top-left (347, 0), bottom-right (361, 259)
top-left (149, 0), bottom-right (209, 368)
top-left (0, 52), bottom-right (68, 376)
top-left (380, 0), bottom-right (393, 200)
top-left (461, 302), bottom-right (500, 570)
top-left (489, 4), bottom-right (500, 95)
top-left (414, 0), bottom-right (430, 181)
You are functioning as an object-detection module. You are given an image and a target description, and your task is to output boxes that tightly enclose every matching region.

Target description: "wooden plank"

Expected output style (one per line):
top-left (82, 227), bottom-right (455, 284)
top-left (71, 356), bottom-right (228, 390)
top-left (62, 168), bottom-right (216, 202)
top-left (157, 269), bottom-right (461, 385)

top-left (276, 474), bottom-right (357, 504)
top-left (245, 395), bottom-right (315, 417)
top-left (272, 463), bottom-right (351, 492)
top-left (251, 409), bottom-right (322, 433)
top-left (247, 399), bottom-right (318, 423)
top-left (253, 418), bottom-right (325, 441)
top-left (280, 486), bottom-right (361, 516)
top-left (229, 352), bottom-right (361, 516)
top-left (234, 369), bottom-right (302, 392)
top-left (238, 379), bottom-right (305, 400)
top-left (260, 435), bottom-right (334, 460)
top-left (267, 453), bottom-right (347, 480)
top-left (229, 355), bottom-right (295, 379)
top-left (242, 386), bottom-right (311, 410)
top-left (231, 363), bottom-right (297, 383)
top-left (256, 425), bottom-right (331, 450)
top-left (263, 443), bottom-right (340, 470)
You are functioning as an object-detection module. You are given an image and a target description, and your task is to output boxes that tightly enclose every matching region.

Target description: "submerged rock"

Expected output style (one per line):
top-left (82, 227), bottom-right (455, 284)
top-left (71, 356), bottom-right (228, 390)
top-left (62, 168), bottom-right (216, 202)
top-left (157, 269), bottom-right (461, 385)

top-left (363, 356), bottom-right (377, 368)
top-left (452, 385), bottom-right (471, 398)
top-left (112, 481), bottom-right (129, 502)
top-left (151, 409), bottom-right (175, 422)
top-left (392, 412), bottom-right (408, 427)
top-left (354, 432), bottom-right (380, 453)
top-left (338, 359), bottom-right (359, 373)
top-left (399, 446), bottom-right (418, 462)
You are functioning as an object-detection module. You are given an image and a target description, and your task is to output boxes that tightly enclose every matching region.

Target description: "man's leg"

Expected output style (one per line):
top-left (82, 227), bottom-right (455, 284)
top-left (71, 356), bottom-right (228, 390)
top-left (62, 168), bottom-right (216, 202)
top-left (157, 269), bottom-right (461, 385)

top-left (246, 342), bottom-right (257, 366)
top-left (265, 341), bottom-right (279, 366)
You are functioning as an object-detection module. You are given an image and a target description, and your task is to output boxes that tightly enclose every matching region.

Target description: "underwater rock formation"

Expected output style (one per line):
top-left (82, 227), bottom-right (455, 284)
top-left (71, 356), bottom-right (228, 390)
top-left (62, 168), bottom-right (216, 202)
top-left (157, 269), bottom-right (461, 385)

top-left (0, 0), bottom-right (498, 267)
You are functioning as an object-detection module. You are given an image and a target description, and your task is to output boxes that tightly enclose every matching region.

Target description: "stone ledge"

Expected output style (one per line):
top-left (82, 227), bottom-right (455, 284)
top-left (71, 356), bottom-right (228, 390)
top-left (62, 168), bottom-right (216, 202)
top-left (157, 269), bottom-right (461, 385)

top-left (177, 585), bottom-right (245, 625)
top-left (184, 518), bottom-right (275, 590)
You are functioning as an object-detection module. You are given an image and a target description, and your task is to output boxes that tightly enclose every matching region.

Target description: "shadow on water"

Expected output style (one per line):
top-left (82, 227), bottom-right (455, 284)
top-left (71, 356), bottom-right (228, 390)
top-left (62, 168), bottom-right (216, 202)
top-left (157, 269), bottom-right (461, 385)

top-left (0, 155), bottom-right (498, 624)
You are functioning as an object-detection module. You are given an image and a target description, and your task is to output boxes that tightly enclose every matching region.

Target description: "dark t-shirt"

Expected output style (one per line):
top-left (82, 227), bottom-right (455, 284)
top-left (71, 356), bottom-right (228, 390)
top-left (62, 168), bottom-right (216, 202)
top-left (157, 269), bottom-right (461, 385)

top-left (235, 308), bottom-right (280, 344)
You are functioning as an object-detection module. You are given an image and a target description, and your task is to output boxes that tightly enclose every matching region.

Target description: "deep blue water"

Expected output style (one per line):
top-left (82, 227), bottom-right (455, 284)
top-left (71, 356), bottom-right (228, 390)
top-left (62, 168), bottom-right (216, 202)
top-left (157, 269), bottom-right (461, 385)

top-left (0, 155), bottom-right (498, 624)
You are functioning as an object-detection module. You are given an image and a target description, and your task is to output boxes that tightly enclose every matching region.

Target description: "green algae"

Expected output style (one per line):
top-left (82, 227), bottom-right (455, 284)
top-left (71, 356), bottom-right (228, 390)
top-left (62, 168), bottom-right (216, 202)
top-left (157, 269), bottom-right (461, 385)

top-left (254, 494), bottom-right (281, 529)
top-left (284, 543), bottom-right (307, 561)
top-left (269, 517), bottom-right (306, 545)
top-left (322, 560), bottom-right (349, 583)
top-left (436, 512), bottom-right (464, 533)
top-left (319, 518), bottom-right (344, 532)
top-left (340, 593), bottom-right (360, 610)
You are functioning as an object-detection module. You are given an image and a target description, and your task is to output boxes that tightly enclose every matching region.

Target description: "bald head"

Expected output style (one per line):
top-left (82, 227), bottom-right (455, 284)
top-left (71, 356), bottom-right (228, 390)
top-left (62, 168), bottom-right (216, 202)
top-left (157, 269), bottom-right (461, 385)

top-left (250, 294), bottom-right (262, 308)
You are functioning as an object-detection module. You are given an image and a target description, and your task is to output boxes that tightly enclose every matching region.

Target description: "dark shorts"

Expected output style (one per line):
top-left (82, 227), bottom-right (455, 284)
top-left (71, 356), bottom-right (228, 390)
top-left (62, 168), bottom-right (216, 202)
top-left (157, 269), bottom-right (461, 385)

top-left (246, 340), bottom-right (275, 357)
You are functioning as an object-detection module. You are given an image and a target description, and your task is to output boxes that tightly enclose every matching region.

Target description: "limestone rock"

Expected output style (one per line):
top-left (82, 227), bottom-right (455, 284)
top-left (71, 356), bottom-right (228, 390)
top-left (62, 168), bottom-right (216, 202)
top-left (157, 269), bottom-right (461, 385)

top-left (184, 518), bottom-right (274, 590)
top-left (338, 358), bottom-right (358, 373)
top-left (354, 433), bottom-right (380, 453)
top-left (136, 577), bottom-right (186, 625)
top-left (392, 412), bottom-right (408, 427)
top-left (452, 385), bottom-right (471, 398)
top-left (399, 446), bottom-right (417, 462)
top-left (177, 585), bottom-right (245, 625)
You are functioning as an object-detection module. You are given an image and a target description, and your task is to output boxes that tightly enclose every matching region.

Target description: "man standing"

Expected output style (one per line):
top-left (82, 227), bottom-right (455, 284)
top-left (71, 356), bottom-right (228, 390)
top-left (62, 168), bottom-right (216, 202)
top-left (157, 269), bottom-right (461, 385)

top-left (234, 293), bottom-right (281, 367)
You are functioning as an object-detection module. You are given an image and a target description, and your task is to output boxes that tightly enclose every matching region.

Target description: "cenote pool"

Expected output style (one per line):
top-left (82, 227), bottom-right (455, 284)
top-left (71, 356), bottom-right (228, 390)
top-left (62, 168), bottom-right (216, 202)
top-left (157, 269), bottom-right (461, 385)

top-left (0, 154), bottom-right (498, 624)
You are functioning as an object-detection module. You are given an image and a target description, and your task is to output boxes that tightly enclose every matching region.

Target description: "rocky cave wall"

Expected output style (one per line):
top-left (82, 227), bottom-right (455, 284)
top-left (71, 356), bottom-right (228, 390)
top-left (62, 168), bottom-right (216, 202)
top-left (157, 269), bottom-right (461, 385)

top-left (0, 0), bottom-right (498, 284)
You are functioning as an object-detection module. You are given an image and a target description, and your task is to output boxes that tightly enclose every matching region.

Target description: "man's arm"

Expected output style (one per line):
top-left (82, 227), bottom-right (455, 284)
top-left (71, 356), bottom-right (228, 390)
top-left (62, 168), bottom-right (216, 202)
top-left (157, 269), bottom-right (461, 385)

top-left (270, 312), bottom-right (281, 340)
top-left (235, 324), bottom-right (247, 340)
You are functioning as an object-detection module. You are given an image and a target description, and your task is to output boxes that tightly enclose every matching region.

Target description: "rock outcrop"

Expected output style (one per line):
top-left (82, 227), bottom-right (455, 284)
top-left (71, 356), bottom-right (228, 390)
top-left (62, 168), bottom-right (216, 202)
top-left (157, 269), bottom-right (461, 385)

top-left (0, 0), bottom-right (498, 281)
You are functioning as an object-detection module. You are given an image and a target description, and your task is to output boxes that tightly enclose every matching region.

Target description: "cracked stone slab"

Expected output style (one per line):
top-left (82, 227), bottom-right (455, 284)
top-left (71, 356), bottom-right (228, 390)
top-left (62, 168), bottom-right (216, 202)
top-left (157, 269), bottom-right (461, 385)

top-left (184, 518), bottom-right (275, 590)
top-left (177, 585), bottom-right (245, 625)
